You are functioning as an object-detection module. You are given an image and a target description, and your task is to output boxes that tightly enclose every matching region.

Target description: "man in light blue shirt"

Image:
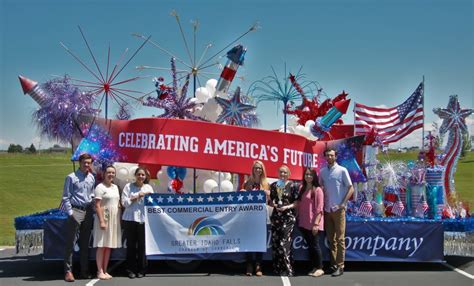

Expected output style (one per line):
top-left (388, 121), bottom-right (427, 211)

top-left (319, 148), bottom-right (353, 277)
top-left (61, 153), bottom-right (95, 282)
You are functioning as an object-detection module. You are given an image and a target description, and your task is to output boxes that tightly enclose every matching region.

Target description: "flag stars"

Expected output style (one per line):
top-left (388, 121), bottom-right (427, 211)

top-left (246, 193), bottom-right (254, 201)
top-left (237, 194), bottom-right (244, 201)
top-left (187, 196), bottom-right (194, 203)
top-left (147, 196), bottom-right (154, 204)
top-left (207, 196), bottom-right (214, 202)
top-left (227, 194), bottom-right (234, 202)
top-left (157, 196), bottom-right (164, 203)
top-left (177, 196), bottom-right (184, 203)
top-left (217, 195), bottom-right (224, 202)
top-left (167, 196), bottom-right (174, 203)
top-left (256, 193), bottom-right (264, 201)
top-left (197, 196), bottom-right (204, 203)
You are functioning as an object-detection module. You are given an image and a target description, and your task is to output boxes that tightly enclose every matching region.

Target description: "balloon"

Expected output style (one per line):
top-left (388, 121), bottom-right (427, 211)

top-left (129, 166), bottom-right (138, 178)
top-left (223, 172), bottom-right (232, 181)
top-left (304, 119), bottom-right (315, 129)
top-left (219, 180), bottom-right (234, 193)
top-left (195, 87), bottom-right (211, 103)
top-left (203, 179), bottom-right (218, 193)
top-left (211, 171), bottom-right (227, 182)
top-left (169, 178), bottom-right (184, 194)
top-left (206, 79), bottom-right (217, 95)
top-left (116, 167), bottom-right (129, 180)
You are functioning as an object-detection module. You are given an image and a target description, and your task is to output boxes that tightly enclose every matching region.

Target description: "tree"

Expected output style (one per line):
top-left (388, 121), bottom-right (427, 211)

top-left (7, 144), bottom-right (23, 153)
top-left (28, 143), bottom-right (37, 153)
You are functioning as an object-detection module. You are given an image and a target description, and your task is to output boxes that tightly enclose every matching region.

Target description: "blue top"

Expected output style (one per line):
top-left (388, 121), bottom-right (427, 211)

top-left (319, 163), bottom-right (352, 213)
top-left (61, 170), bottom-right (95, 215)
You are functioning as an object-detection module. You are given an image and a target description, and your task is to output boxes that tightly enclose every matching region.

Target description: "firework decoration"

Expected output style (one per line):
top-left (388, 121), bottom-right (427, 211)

top-left (433, 95), bottom-right (473, 197)
top-left (143, 58), bottom-right (206, 121)
top-left (248, 65), bottom-right (321, 132)
top-left (71, 123), bottom-right (121, 169)
top-left (61, 26), bottom-right (150, 119)
top-left (215, 87), bottom-right (256, 126)
top-left (19, 75), bottom-right (48, 106)
top-left (310, 95), bottom-right (351, 139)
top-left (215, 45), bottom-right (246, 95)
top-left (424, 131), bottom-right (438, 167)
top-left (25, 76), bottom-right (97, 144)
top-left (135, 10), bottom-right (257, 95)
top-left (115, 104), bottom-right (132, 120)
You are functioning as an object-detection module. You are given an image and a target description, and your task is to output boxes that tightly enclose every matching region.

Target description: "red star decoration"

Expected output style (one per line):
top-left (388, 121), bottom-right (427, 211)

top-left (286, 91), bottom-right (349, 126)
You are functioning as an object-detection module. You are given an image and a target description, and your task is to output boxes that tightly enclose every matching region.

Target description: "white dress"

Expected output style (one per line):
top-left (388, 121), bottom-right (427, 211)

top-left (93, 183), bottom-right (122, 248)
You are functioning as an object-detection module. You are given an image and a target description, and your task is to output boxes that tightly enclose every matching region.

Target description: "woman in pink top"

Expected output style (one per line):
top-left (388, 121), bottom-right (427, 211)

top-left (297, 168), bottom-right (324, 277)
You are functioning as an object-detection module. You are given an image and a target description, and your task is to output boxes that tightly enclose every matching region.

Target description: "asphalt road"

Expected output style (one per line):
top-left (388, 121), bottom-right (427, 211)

top-left (0, 247), bottom-right (472, 286)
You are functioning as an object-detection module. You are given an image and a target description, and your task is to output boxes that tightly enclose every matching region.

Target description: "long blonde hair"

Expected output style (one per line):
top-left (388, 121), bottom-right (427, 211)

top-left (244, 160), bottom-right (269, 190)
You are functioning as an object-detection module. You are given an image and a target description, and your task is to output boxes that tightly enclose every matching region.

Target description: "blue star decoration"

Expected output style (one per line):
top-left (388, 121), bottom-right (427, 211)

top-left (215, 87), bottom-right (256, 126)
top-left (433, 95), bottom-right (472, 135)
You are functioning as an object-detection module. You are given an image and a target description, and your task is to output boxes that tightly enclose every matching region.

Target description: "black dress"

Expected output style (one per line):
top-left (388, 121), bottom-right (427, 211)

top-left (270, 181), bottom-right (299, 276)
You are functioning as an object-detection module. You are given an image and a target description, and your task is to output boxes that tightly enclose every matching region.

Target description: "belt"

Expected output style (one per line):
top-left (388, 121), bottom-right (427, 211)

top-left (71, 204), bottom-right (90, 211)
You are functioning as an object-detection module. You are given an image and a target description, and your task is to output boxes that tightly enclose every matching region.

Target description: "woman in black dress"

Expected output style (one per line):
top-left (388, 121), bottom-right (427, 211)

top-left (270, 165), bottom-right (299, 276)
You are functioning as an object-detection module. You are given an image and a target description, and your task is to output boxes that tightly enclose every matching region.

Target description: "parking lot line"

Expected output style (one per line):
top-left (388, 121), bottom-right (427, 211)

top-left (281, 275), bottom-right (291, 286)
top-left (442, 262), bottom-right (474, 280)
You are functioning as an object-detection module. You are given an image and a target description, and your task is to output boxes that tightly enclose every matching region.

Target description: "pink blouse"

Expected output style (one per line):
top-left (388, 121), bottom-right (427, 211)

top-left (297, 186), bottom-right (324, 231)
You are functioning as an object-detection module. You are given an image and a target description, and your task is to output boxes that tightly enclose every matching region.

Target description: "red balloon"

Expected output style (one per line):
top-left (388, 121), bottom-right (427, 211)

top-left (169, 178), bottom-right (184, 194)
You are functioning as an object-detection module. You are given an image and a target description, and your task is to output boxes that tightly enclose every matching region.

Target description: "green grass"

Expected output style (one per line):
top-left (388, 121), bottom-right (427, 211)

top-left (0, 152), bottom-right (73, 245)
top-left (0, 151), bottom-right (472, 246)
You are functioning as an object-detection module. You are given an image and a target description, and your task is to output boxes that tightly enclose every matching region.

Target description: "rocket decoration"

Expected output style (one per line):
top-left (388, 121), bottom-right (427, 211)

top-left (19, 75), bottom-right (49, 106)
top-left (215, 44), bottom-right (246, 95)
top-left (310, 96), bottom-right (351, 139)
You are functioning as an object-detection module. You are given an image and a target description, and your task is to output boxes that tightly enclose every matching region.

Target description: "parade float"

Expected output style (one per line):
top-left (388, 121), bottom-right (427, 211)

top-left (14, 13), bottom-right (473, 265)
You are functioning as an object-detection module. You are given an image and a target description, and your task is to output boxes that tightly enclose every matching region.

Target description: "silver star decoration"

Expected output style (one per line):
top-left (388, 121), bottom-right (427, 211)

top-left (433, 95), bottom-right (472, 135)
top-left (215, 87), bottom-right (256, 126)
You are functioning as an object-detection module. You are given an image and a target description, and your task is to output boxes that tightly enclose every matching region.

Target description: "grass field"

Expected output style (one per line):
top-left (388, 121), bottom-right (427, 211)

top-left (0, 151), bottom-right (472, 245)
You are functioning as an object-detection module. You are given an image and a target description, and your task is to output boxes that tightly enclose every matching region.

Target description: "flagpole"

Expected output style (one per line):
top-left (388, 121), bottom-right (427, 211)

top-left (422, 76), bottom-right (425, 150)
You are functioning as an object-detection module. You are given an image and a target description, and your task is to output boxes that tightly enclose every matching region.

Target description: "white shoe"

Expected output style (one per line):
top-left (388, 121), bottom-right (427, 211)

top-left (311, 269), bottom-right (325, 277)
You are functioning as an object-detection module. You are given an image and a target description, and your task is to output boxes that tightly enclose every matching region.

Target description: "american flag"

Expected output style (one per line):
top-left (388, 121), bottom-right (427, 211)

top-left (358, 200), bottom-right (373, 217)
top-left (391, 200), bottom-right (405, 216)
top-left (415, 197), bottom-right (429, 217)
top-left (354, 83), bottom-right (424, 144)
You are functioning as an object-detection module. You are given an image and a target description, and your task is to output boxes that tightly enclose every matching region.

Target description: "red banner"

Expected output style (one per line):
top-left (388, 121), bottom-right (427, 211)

top-left (95, 118), bottom-right (362, 180)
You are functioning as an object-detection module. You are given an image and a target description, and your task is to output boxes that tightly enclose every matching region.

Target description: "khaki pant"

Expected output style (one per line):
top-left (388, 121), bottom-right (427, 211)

top-left (324, 208), bottom-right (346, 268)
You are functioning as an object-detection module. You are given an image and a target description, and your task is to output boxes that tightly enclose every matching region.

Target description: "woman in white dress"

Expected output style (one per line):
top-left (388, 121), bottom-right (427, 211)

top-left (93, 166), bottom-right (122, 280)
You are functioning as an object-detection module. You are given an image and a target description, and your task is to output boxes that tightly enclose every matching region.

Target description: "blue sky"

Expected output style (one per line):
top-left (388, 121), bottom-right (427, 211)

top-left (0, 0), bottom-right (472, 150)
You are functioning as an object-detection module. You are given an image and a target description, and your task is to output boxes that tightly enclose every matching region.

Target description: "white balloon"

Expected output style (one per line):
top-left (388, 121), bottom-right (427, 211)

top-left (224, 172), bottom-right (232, 181)
top-left (116, 167), bottom-right (129, 180)
top-left (206, 79), bottom-right (217, 95)
top-left (129, 166), bottom-right (138, 179)
top-left (203, 179), bottom-right (218, 193)
top-left (195, 87), bottom-right (211, 103)
top-left (294, 125), bottom-right (306, 135)
top-left (211, 171), bottom-right (226, 182)
top-left (200, 98), bottom-right (221, 122)
top-left (305, 120), bottom-right (315, 129)
top-left (288, 116), bottom-right (299, 127)
top-left (219, 180), bottom-right (234, 193)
